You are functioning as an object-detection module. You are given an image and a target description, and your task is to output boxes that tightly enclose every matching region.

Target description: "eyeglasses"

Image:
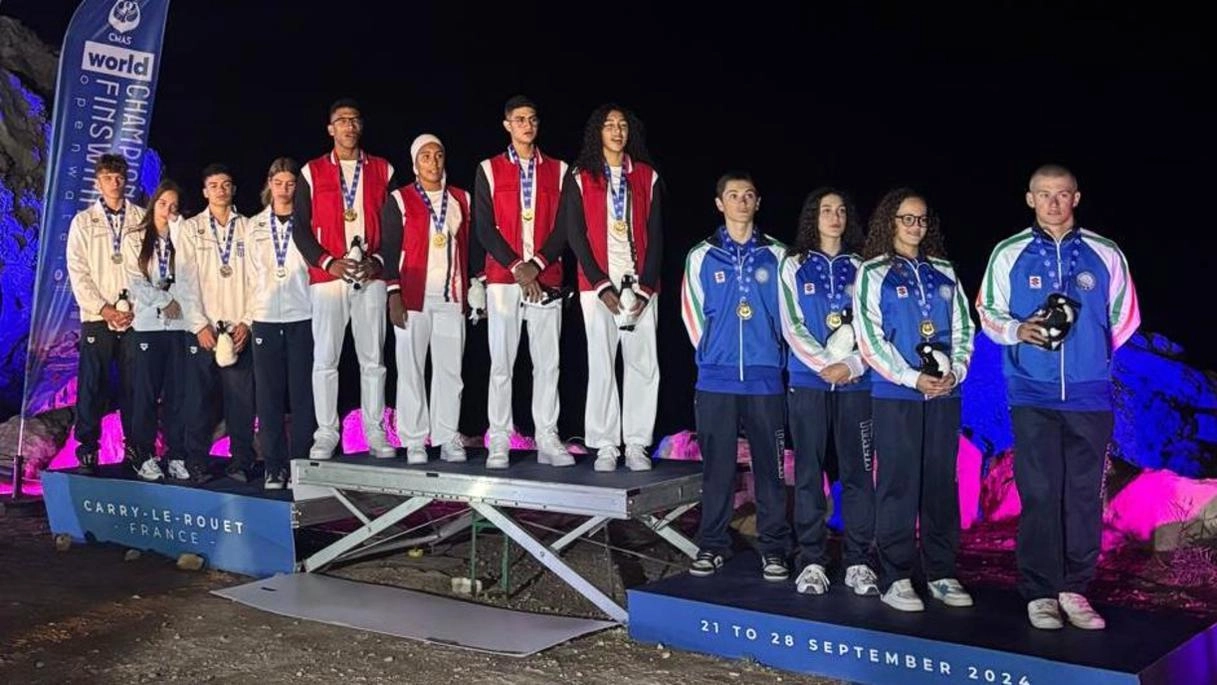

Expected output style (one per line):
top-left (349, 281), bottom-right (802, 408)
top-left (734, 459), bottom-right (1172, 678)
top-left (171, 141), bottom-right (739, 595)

top-left (330, 116), bottom-right (363, 129)
top-left (895, 214), bottom-right (930, 227)
top-left (509, 115), bottom-right (539, 126)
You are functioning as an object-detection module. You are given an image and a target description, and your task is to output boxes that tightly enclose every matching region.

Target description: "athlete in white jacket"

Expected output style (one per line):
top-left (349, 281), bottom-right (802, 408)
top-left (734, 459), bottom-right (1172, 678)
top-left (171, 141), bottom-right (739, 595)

top-left (176, 164), bottom-right (257, 483)
top-left (247, 158), bottom-right (316, 489)
top-left (65, 153), bottom-right (145, 472)
top-left (123, 180), bottom-right (191, 482)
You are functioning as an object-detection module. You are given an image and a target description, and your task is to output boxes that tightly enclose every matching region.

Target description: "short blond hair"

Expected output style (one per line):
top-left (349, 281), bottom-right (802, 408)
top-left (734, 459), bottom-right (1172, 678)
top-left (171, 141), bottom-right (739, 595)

top-left (1029, 164), bottom-right (1077, 191)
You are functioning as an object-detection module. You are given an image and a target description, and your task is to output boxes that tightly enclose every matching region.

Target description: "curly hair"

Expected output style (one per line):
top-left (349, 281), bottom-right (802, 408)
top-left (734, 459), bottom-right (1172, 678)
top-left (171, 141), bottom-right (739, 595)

top-left (573, 103), bottom-right (653, 182)
top-left (792, 187), bottom-right (864, 260)
top-left (862, 188), bottom-right (948, 261)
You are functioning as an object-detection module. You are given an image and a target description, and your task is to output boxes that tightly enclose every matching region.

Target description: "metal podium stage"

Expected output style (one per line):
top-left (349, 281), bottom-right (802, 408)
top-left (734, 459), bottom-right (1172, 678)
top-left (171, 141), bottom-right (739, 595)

top-left (292, 450), bottom-right (704, 623)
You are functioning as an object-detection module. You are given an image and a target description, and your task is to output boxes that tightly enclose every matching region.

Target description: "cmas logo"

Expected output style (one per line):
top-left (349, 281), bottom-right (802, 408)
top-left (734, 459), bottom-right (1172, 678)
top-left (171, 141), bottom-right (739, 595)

top-left (1076, 271), bottom-right (1097, 291)
top-left (109, 1), bottom-right (141, 34)
top-left (754, 267), bottom-right (770, 284)
top-left (139, 342), bottom-right (149, 351)
top-left (938, 284), bottom-right (952, 300)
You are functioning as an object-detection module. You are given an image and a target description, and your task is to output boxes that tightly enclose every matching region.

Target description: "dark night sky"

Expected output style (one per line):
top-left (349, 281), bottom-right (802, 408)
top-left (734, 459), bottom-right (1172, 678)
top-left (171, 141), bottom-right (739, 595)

top-left (6, 1), bottom-right (1213, 439)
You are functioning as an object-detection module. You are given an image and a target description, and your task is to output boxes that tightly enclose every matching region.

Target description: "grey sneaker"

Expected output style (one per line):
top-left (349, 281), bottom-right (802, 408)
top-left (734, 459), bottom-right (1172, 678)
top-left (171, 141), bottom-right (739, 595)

top-left (594, 446), bottom-right (620, 472)
top-left (881, 579), bottom-right (925, 612)
top-left (928, 577), bottom-right (974, 607)
top-left (844, 564), bottom-right (880, 596)
top-left (486, 435), bottom-right (510, 469)
top-left (1028, 598), bottom-right (1064, 630)
top-left (440, 438), bottom-right (467, 463)
top-left (624, 444), bottom-right (652, 471)
top-left (795, 563), bottom-right (830, 595)
top-left (1058, 592), bottom-right (1106, 630)
top-left (537, 432), bottom-right (575, 467)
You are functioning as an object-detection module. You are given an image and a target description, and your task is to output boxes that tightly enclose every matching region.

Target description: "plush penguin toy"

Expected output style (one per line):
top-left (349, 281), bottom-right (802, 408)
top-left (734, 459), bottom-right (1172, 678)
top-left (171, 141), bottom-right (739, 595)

top-left (467, 277), bottom-right (487, 324)
top-left (825, 309), bottom-right (855, 360)
top-left (917, 341), bottom-right (951, 379)
top-left (110, 288), bottom-right (132, 332)
top-left (1031, 293), bottom-right (1080, 351)
top-left (617, 274), bottom-right (640, 332)
top-left (214, 320), bottom-right (237, 368)
top-left (345, 236), bottom-right (364, 291)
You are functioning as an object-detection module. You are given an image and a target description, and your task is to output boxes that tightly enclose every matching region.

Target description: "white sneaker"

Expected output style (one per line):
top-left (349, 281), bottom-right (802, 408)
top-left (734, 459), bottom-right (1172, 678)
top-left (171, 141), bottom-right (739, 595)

top-left (624, 444), bottom-right (652, 471)
top-left (1028, 598), bottom-right (1064, 630)
top-left (136, 457), bottom-right (165, 482)
top-left (536, 432), bottom-right (575, 467)
top-left (405, 444), bottom-right (428, 465)
top-left (881, 579), bottom-right (925, 612)
top-left (1058, 592), bottom-right (1106, 630)
top-left (310, 432), bottom-right (339, 461)
top-left (486, 435), bottom-right (510, 469)
top-left (928, 578), bottom-right (974, 607)
top-left (365, 428), bottom-right (397, 460)
top-left (844, 564), bottom-right (880, 596)
top-left (594, 446), bottom-right (620, 472)
top-left (440, 438), bottom-right (467, 463)
top-left (166, 459), bottom-right (191, 481)
top-left (795, 563), bottom-right (830, 595)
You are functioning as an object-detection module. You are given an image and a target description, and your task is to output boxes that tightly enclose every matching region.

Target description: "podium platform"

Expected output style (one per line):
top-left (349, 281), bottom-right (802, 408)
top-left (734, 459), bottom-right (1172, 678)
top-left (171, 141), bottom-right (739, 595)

top-left (41, 461), bottom-right (374, 577)
top-left (628, 552), bottom-right (1217, 685)
top-left (293, 449), bottom-right (704, 623)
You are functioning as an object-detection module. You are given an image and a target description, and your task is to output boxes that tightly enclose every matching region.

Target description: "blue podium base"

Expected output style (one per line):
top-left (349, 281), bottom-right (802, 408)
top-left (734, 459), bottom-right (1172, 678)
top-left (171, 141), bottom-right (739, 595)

top-left (42, 463), bottom-right (297, 577)
top-left (628, 552), bottom-right (1216, 685)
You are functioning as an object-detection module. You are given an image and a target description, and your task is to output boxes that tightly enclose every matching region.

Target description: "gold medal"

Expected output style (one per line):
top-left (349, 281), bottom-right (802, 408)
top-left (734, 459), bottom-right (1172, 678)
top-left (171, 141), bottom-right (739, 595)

top-left (919, 319), bottom-right (936, 338)
top-left (737, 301), bottom-right (753, 320)
top-left (521, 208), bottom-right (535, 222)
top-left (827, 311), bottom-right (843, 329)
top-left (344, 209), bottom-right (358, 222)
top-left (432, 232), bottom-right (448, 248)
top-left (611, 219), bottom-right (628, 235)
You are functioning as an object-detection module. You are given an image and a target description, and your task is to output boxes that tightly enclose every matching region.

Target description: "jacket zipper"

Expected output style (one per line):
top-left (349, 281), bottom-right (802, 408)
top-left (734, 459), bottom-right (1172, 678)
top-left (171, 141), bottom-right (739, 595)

top-left (1053, 237), bottom-right (1066, 402)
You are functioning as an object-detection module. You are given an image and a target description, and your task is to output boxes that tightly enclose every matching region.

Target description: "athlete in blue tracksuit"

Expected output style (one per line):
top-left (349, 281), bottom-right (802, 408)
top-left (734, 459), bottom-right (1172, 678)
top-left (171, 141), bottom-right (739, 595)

top-left (681, 172), bottom-right (790, 582)
top-left (854, 188), bottom-right (975, 613)
top-left (778, 187), bottom-right (877, 597)
top-left (977, 165), bottom-right (1140, 631)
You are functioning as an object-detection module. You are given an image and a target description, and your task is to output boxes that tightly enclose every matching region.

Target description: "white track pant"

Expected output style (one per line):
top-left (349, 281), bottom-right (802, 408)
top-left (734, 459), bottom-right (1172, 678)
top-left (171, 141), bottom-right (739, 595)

top-left (310, 279), bottom-right (387, 443)
top-left (393, 304), bottom-right (465, 447)
top-left (486, 283), bottom-right (561, 440)
top-left (580, 292), bottom-right (660, 449)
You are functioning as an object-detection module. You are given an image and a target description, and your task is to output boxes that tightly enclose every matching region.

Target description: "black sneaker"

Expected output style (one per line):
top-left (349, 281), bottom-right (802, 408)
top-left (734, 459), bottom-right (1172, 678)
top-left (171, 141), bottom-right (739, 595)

top-left (690, 550), bottom-right (725, 577)
top-left (225, 460), bottom-right (251, 483)
top-left (264, 470), bottom-right (286, 490)
top-left (187, 461), bottom-right (212, 485)
top-left (761, 554), bottom-right (791, 582)
top-left (122, 444), bottom-right (142, 468)
top-left (76, 450), bottom-right (98, 475)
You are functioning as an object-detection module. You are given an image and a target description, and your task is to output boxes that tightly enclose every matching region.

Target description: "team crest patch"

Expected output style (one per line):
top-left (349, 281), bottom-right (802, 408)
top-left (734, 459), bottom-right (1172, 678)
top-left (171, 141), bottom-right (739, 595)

top-left (1029, 275), bottom-right (1042, 289)
top-left (139, 342), bottom-right (149, 351)
top-left (803, 282), bottom-right (815, 295)
top-left (895, 285), bottom-right (909, 298)
top-left (714, 271), bottom-right (726, 284)
top-left (255, 337), bottom-right (263, 346)
top-left (938, 284), bottom-right (952, 300)
top-left (189, 345), bottom-right (198, 354)
top-left (754, 267), bottom-right (770, 284)
top-left (86, 336), bottom-right (96, 344)
top-left (1076, 271), bottom-right (1097, 291)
